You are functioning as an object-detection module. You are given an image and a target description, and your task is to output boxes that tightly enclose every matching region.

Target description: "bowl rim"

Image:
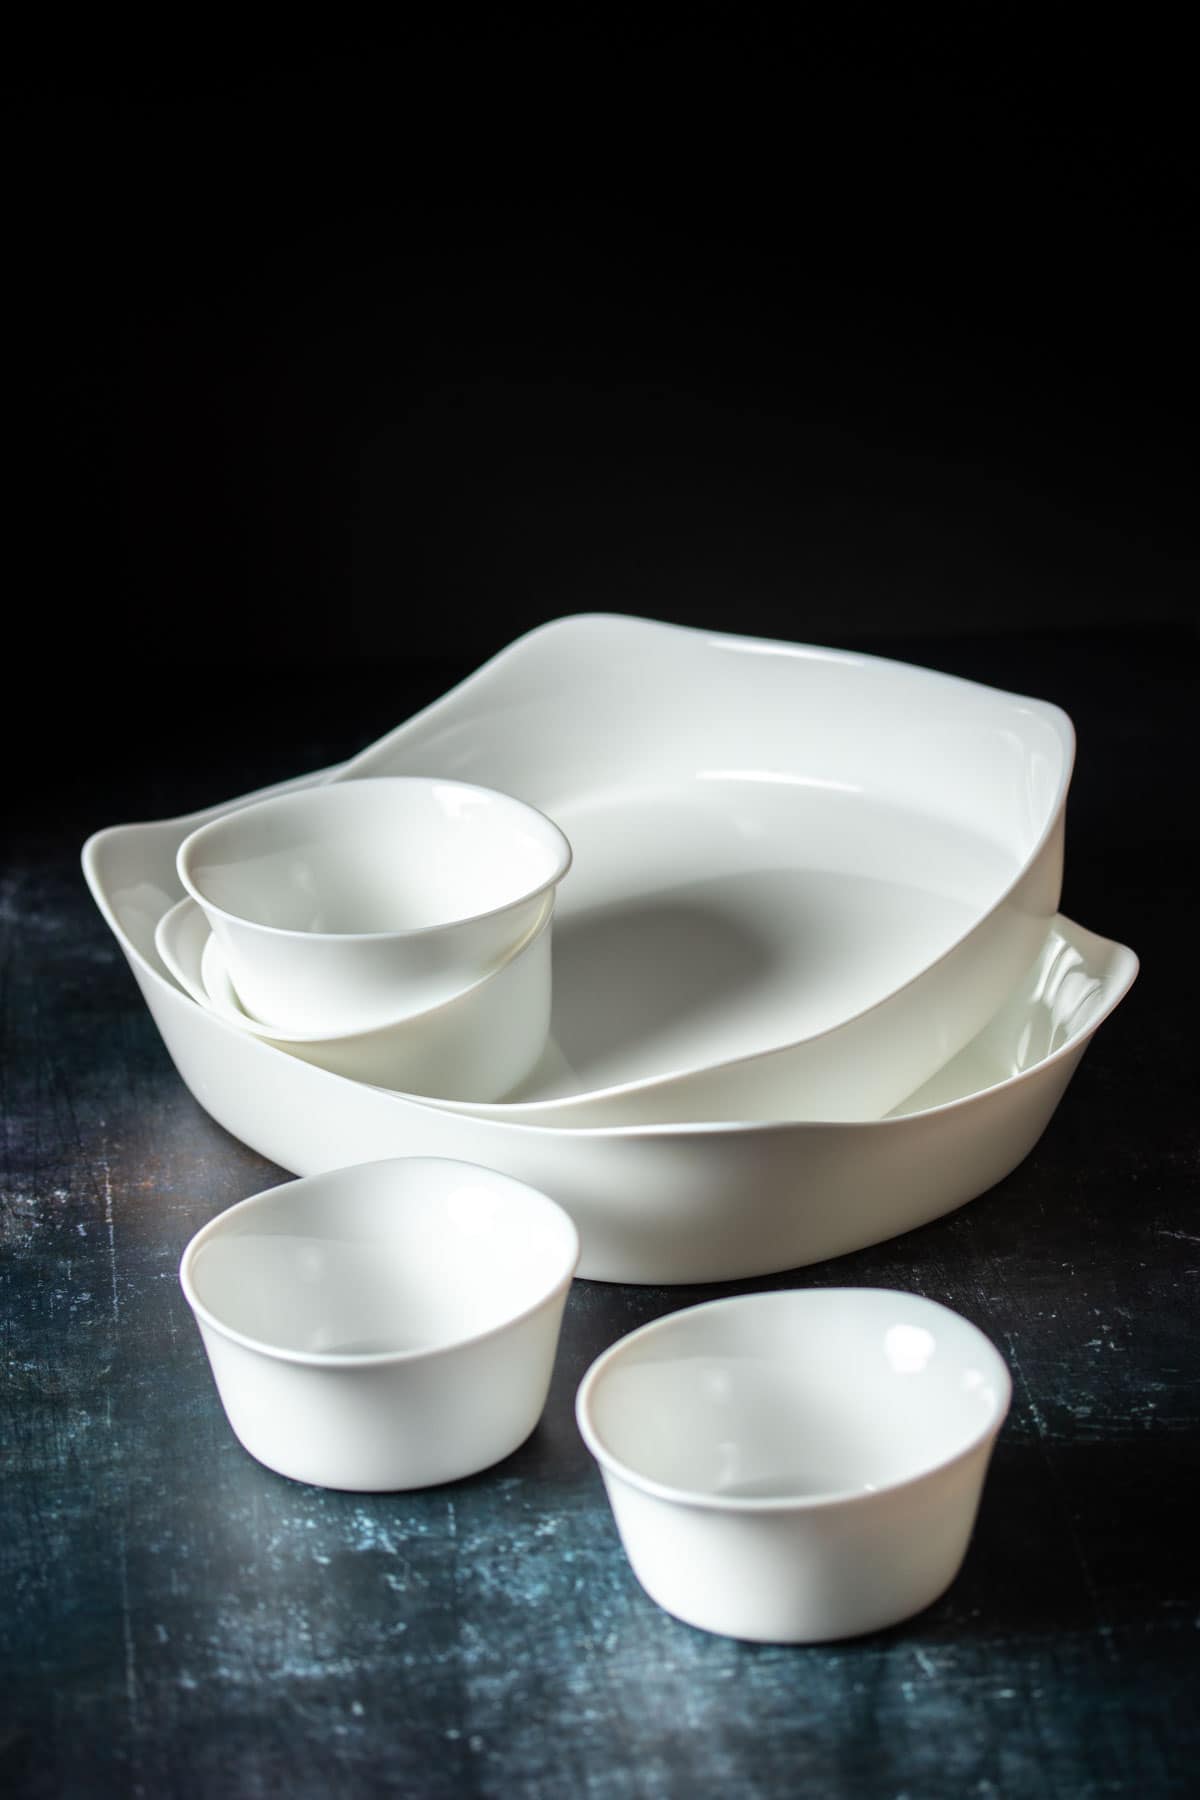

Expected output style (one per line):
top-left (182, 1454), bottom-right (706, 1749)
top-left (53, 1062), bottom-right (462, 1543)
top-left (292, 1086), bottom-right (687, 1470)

top-left (179, 1155), bottom-right (581, 1368)
top-left (175, 773), bottom-right (574, 944)
top-left (575, 1286), bottom-right (1013, 1512)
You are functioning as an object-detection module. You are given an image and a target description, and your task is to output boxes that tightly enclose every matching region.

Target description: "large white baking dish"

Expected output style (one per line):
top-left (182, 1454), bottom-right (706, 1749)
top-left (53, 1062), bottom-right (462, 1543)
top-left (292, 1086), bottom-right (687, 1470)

top-left (83, 620), bottom-right (1130, 1285)
top-left (325, 613), bottom-right (1075, 1124)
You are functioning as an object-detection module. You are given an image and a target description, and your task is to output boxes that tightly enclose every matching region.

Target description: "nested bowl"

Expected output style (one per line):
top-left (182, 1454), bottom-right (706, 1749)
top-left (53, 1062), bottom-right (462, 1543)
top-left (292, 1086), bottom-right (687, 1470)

top-left (180, 1156), bottom-right (580, 1491)
top-left (577, 1287), bottom-right (1011, 1641)
top-left (176, 775), bottom-right (572, 1036)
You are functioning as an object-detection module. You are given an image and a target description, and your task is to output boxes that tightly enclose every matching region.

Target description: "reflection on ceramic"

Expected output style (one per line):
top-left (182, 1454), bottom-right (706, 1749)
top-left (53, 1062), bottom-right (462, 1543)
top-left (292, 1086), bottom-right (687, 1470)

top-left (326, 615), bottom-right (1074, 1123)
top-left (177, 776), bottom-right (571, 1035)
top-left (576, 1289), bottom-right (1011, 1642)
top-left (180, 1157), bottom-right (579, 1491)
top-left (155, 896), bottom-right (553, 1102)
top-left (83, 618), bottom-right (1135, 1286)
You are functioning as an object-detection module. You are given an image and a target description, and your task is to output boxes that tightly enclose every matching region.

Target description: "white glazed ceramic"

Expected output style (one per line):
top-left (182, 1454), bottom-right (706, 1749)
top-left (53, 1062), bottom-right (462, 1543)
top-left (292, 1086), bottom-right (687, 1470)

top-left (325, 615), bottom-right (1075, 1124)
top-left (180, 1156), bottom-right (580, 1491)
top-left (83, 617), bottom-right (1135, 1285)
top-left (155, 895), bottom-right (553, 1101)
top-left (84, 784), bottom-right (1137, 1283)
top-left (576, 1289), bottom-right (1011, 1642)
top-left (177, 776), bottom-right (571, 1035)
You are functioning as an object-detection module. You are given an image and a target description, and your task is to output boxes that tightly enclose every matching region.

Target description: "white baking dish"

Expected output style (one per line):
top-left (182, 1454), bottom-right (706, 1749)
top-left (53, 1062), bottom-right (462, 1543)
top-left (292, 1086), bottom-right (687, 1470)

top-left (83, 620), bottom-right (1130, 1285)
top-left (327, 614), bottom-right (1075, 1124)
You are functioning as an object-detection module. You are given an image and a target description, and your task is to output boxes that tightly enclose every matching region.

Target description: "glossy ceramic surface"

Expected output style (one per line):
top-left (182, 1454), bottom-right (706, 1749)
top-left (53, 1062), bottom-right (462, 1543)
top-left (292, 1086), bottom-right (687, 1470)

top-left (576, 1289), bottom-right (1011, 1642)
top-left (180, 1157), bottom-right (580, 1491)
top-left (177, 776), bottom-right (571, 1034)
top-left (84, 747), bottom-right (1137, 1283)
top-left (83, 617), bottom-right (1131, 1283)
top-left (155, 896), bottom-right (553, 1101)
top-left (327, 615), bottom-right (1074, 1124)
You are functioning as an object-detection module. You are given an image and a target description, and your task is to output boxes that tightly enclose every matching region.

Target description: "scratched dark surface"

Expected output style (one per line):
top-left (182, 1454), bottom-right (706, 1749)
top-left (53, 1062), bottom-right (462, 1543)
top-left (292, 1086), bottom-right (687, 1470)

top-left (3, 628), bottom-right (1197, 1798)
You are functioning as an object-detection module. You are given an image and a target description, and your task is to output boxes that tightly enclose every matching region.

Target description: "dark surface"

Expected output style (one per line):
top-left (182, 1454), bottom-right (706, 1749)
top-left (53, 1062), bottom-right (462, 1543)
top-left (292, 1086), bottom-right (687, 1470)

top-left (3, 624), bottom-right (1198, 1798)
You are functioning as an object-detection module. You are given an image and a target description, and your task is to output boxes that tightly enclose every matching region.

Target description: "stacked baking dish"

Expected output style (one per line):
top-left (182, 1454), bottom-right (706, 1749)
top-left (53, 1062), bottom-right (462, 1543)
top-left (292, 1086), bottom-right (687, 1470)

top-left (83, 614), bottom-right (1138, 1284)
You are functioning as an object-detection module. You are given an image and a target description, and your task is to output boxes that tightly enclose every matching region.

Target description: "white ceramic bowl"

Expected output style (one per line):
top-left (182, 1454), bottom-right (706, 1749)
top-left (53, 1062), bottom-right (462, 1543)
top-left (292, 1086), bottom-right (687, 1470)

top-left (180, 1157), bottom-right (580, 1491)
top-left (577, 1289), bottom-right (1012, 1642)
top-left (176, 775), bottom-right (572, 1035)
top-left (154, 894), bottom-right (553, 1101)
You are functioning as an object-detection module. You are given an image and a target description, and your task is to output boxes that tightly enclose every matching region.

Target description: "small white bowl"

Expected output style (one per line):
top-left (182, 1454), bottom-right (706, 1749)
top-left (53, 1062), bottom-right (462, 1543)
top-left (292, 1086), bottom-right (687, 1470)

top-left (577, 1288), bottom-right (1011, 1642)
top-left (176, 776), bottom-right (572, 1035)
top-left (180, 1157), bottom-right (580, 1491)
top-left (155, 895), bottom-right (553, 1101)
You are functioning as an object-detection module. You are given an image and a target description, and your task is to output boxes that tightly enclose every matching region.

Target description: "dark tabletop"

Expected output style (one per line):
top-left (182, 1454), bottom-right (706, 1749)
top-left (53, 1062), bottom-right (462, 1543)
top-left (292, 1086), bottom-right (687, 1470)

top-left (3, 624), bottom-right (1197, 1798)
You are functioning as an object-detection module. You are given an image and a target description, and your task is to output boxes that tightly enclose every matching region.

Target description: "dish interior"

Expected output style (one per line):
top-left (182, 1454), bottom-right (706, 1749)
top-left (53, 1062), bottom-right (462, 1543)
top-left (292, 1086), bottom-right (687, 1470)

top-left (142, 776), bottom-right (1040, 1107)
top-left (584, 1292), bottom-right (1009, 1502)
top-left (327, 617), bottom-right (1072, 1100)
top-left (181, 778), bottom-right (566, 935)
top-left (186, 1165), bottom-right (578, 1358)
top-left (168, 896), bottom-right (1115, 1114)
top-left (503, 781), bottom-right (1020, 1101)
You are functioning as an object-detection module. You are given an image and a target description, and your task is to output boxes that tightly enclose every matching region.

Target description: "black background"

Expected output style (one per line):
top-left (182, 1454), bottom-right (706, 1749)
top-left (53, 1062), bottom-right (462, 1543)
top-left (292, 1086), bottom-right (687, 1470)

top-left (12, 19), bottom-right (1197, 719)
